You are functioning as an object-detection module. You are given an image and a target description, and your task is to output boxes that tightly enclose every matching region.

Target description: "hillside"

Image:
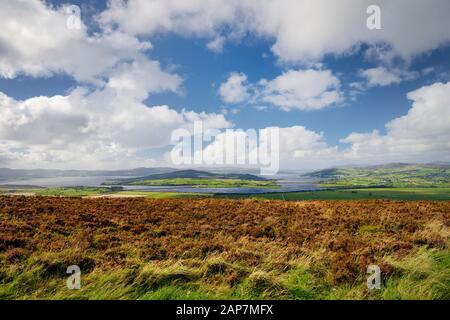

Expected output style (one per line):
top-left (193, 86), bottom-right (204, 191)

top-left (103, 169), bottom-right (271, 187)
top-left (1, 196), bottom-right (448, 300)
top-left (308, 163), bottom-right (450, 188)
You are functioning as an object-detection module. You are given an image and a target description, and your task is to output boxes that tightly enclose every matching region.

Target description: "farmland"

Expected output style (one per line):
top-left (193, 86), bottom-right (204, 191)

top-left (0, 188), bottom-right (212, 199)
top-left (311, 164), bottom-right (450, 188)
top-left (0, 196), bottom-right (448, 300)
top-left (230, 188), bottom-right (450, 201)
top-left (102, 169), bottom-right (278, 189)
top-left (3, 186), bottom-right (450, 201)
top-left (123, 178), bottom-right (278, 188)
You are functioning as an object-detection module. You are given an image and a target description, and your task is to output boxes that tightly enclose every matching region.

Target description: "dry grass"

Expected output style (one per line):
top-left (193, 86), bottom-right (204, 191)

top-left (0, 196), bottom-right (449, 299)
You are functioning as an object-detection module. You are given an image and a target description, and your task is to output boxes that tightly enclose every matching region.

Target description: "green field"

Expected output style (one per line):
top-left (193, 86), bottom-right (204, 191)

top-left (7, 187), bottom-right (115, 197)
top-left (3, 163), bottom-right (450, 201)
top-left (224, 188), bottom-right (450, 201)
top-left (4, 186), bottom-right (450, 200)
top-left (312, 164), bottom-right (450, 188)
top-left (125, 178), bottom-right (278, 189)
top-left (2, 187), bottom-right (210, 199)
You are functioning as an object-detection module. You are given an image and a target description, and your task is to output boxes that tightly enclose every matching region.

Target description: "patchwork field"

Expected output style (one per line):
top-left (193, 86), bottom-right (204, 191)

top-left (0, 196), bottom-right (449, 300)
top-left (312, 164), bottom-right (450, 188)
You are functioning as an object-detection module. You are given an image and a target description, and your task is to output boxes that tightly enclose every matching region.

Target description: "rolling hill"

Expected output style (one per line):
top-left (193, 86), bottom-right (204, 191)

top-left (102, 169), bottom-right (276, 188)
top-left (307, 163), bottom-right (450, 187)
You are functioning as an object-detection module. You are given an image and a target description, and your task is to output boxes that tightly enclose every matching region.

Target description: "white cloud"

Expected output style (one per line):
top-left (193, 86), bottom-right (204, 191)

top-left (1, 0), bottom-right (450, 170)
top-left (360, 67), bottom-right (417, 87)
top-left (219, 69), bottom-right (342, 111)
top-left (218, 73), bottom-right (250, 104)
top-left (0, 0), bottom-right (151, 82)
top-left (263, 126), bottom-right (338, 168)
top-left (339, 82), bottom-right (450, 163)
top-left (360, 67), bottom-right (402, 87)
top-left (207, 36), bottom-right (226, 53)
top-left (0, 91), bottom-right (91, 146)
top-left (100, 0), bottom-right (450, 63)
top-left (165, 80), bottom-right (450, 171)
top-left (186, 125), bottom-right (335, 170)
top-left (204, 81), bottom-right (450, 169)
top-left (106, 57), bottom-right (182, 100)
top-left (0, 84), bottom-right (231, 169)
top-left (0, 0), bottom-right (235, 169)
top-left (260, 69), bottom-right (342, 111)
top-left (99, 0), bottom-right (239, 37)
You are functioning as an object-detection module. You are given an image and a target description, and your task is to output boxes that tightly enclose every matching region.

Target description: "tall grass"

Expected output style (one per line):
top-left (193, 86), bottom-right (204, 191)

top-left (1, 248), bottom-right (448, 300)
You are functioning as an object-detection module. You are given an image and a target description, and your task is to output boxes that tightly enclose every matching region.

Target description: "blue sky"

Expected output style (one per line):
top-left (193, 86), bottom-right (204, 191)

top-left (144, 36), bottom-right (450, 145)
top-left (0, 0), bottom-right (450, 170)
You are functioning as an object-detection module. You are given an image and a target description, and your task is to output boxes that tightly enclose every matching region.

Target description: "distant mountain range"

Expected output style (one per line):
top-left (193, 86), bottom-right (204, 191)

top-left (2, 163), bottom-right (449, 183)
top-left (104, 169), bottom-right (268, 185)
top-left (0, 167), bottom-right (175, 181)
top-left (0, 167), bottom-right (267, 184)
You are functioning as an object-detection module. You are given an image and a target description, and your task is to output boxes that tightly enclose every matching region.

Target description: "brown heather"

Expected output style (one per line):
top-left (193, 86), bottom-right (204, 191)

top-left (0, 196), bottom-right (449, 299)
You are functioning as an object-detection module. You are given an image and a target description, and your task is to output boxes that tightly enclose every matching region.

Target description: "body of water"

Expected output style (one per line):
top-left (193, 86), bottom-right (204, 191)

top-left (0, 176), bottom-right (123, 188)
top-left (0, 174), bottom-right (323, 194)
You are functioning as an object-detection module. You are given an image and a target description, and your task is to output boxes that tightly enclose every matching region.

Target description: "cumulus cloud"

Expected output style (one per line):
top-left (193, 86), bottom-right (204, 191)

top-left (339, 82), bottom-right (450, 164)
top-left (260, 69), bottom-right (342, 111)
top-left (359, 67), bottom-right (417, 87)
top-left (0, 92), bottom-right (90, 146)
top-left (219, 69), bottom-right (343, 111)
top-left (0, 0), bottom-right (232, 169)
top-left (261, 126), bottom-right (338, 169)
top-left (218, 73), bottom-right (250, 104)
top-left (0, 0), bottom-right (153, 82)
top-left (106, 57), bottom-right (182, 100)
top-left (360, 67), bottom-right (402, 87)
top-left (1, 0), bottom-right (450, 170)
top-left (207, 36), bottom-right (226, 53)
top-left (277, 82), bottom-right (450, 167)
top-left (0, 87), bottom-right (230, 169)
top-left (100, 0), bottom-right (450, 63)
top-left (205, 81), bottom-right (450, 169)
top-left (99, 0), bottom-right (239, 37)
top-left (185, 125), bottom-right (336, 171)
